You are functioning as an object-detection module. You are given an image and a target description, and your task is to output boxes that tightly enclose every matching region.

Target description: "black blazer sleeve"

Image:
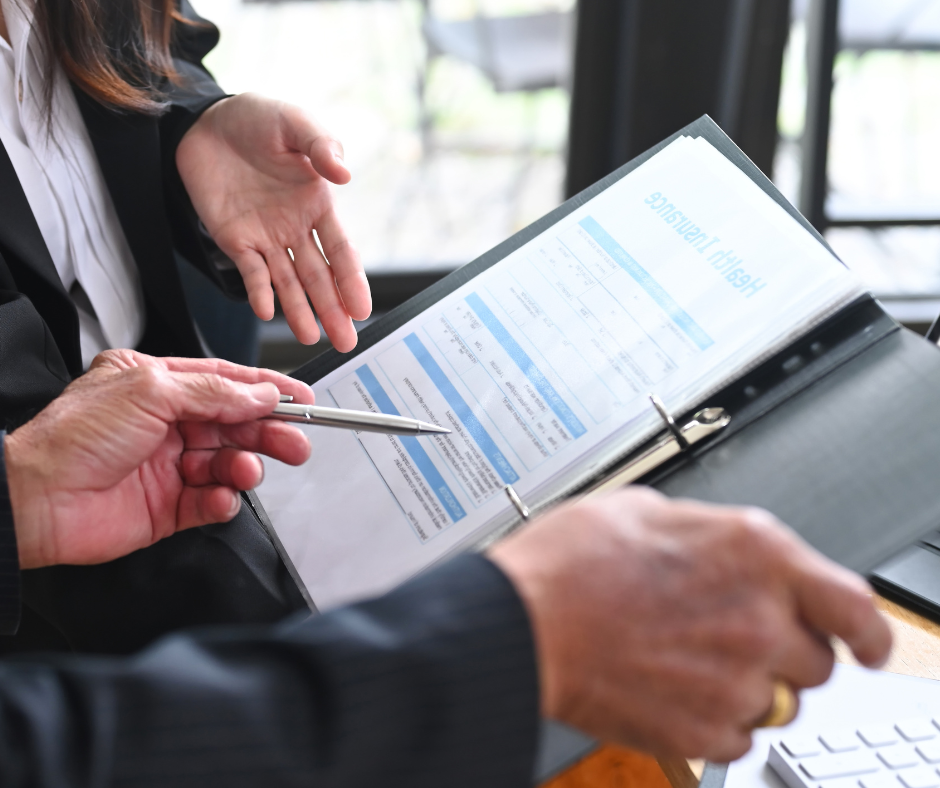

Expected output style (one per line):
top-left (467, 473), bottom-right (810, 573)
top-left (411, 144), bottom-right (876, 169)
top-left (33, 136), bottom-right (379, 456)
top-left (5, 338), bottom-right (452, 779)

top-left (158, 0), bottom-right (249, 301)
top-left (0, 553), bottom-right (539, 787)
top-left (0, 431), bottom-right (20, 636)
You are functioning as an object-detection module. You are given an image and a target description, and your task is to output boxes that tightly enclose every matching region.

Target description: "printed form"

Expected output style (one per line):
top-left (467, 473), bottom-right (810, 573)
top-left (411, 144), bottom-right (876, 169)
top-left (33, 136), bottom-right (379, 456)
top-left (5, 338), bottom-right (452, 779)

top-left (256, 136), bottom-right (863, 610)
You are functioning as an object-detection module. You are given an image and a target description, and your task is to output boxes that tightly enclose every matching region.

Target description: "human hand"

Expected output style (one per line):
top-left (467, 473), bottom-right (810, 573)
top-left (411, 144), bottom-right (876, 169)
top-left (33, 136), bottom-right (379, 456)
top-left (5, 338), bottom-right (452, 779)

top-left (4, 350), bottom-right (314, 569)
top-left (487, 487), bottom-right (892, 762)
top-left (176, 93), bottom-right (371, 351)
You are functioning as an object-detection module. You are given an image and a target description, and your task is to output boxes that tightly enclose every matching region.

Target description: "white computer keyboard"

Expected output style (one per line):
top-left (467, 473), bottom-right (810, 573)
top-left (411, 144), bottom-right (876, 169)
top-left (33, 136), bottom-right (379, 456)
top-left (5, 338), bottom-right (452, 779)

top-left (768, 717), bottom-right (940, 787)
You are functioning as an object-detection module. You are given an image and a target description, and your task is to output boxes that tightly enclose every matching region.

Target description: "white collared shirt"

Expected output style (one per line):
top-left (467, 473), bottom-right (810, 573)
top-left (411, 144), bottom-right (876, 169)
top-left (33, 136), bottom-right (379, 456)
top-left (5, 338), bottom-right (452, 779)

top-left (0, 0), bottom-right (144, 369)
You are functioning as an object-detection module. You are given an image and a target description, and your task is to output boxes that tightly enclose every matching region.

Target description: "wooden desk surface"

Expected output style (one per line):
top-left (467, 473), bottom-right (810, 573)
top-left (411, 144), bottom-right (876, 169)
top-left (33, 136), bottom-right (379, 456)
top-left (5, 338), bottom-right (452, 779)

top-left (545, 596), bottom-right (940, 788)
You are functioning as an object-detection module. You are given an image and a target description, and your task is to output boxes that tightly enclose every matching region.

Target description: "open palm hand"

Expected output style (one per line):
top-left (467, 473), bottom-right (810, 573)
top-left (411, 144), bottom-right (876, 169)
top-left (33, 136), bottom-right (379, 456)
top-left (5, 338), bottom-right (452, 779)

top-left (176, 94), bottom-right (371, 352)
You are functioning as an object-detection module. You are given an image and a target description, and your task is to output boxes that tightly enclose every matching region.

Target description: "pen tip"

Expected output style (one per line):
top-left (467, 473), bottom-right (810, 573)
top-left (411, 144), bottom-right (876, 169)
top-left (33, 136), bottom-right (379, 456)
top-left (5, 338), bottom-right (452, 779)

top-left (422, 424), bottom-right (451, 434)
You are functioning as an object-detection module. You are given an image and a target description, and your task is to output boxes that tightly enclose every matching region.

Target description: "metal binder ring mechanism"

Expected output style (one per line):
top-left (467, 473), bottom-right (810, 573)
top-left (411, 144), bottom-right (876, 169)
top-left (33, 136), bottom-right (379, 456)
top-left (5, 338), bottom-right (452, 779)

top-left (649, 393), bottom-right (689, 451)
top-left (504, 484), bottom-right (531, 522)
top-left (504, 396), bottom-right (729, 522)
top-left (586, 395), bottom-right (731, 496)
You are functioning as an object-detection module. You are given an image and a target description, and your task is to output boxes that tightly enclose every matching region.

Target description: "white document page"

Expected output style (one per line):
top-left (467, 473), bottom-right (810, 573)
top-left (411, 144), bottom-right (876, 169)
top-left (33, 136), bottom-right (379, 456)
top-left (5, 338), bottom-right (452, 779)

top-left (256, 136), bottom-right (864, 610)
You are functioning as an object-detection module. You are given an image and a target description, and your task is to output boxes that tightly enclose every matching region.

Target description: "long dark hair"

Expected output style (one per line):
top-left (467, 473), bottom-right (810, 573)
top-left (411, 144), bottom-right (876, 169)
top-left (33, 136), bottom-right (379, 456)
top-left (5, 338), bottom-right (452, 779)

top-left (34, 0), bottom-right (189, 114)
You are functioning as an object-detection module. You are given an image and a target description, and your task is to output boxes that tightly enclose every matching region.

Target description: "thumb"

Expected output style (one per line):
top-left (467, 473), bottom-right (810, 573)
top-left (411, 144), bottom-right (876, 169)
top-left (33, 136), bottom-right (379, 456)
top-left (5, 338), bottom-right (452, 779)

top-left (177, 485), bottom-right (244, 531)
top-left (282, 106), bottom-right (350, 185)
top-left (307, 134), bottom-right (350, 185)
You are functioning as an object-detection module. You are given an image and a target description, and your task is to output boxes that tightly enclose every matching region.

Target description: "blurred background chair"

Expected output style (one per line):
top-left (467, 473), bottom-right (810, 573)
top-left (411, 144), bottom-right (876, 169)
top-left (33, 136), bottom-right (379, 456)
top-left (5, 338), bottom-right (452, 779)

top-left (418, 3), bottom-right (573, 149)
top-left (400, 2), bottom-right (573, 260)
top-left (420, 5), bottom-right (572, 92)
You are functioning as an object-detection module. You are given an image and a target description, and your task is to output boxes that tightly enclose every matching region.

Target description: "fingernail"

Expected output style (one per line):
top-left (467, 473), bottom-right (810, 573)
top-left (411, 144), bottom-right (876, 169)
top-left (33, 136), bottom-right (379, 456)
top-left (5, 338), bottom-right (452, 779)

top-left (228, 493), bottom-right (242, 518)
top-left (248, 382), bottom-right (278, 405)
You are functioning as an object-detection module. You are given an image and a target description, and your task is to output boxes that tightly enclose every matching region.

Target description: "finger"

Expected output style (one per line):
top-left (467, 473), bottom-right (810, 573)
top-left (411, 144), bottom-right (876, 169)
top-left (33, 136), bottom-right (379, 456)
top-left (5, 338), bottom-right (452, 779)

top-left (658, 675), bottom-right (771, 760)
top-left (179, 420), bottom-right (311, 466)
top-left (315, 208), bottom-right (371, 322)
top-left (180, 447), bottom-right (264, 489)
top-left (671, 502), bottom-right (891, 670)
top-left (308, 136), bottom-right (350, 184)
top-left (278, 103), bottom-right (350, 184)
top-left (772, 623), bottom-right (835, 690)
top-left (789, 550), bottom-right (892, 668)
top-left (744, 677), bottom-right (802, 731)
top-left (157, 358), bottom-right (314, 405)
top-left (138, 368), bottom-right (282, 425)
top-left (266, 246), bottom-right (321, 345)
top-left (284, 110), bottom-right (350, 185)
top-left (91, 353), bottom-right (314, 406)
top-left (89, 348), bottom-right (152, 372)
top-left (230, 248), bottom-right (276, 322)
top-left (219, 420), bottom-right (312, 465)
top-left (292, 232), bottom-right (358, 352)
top-left (177, 484), bottom-right (243, 530)
top-left (694, 721), bottom-right (754, 764)
top-left (735, 508), bottom-right (893, 669)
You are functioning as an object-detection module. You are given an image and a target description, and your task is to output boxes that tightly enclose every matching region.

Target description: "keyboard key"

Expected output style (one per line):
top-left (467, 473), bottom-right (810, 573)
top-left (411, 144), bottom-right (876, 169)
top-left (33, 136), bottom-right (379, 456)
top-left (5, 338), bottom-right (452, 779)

top-left (918, 741), bottom-right (940, 764)
top-left (898, 768), bottom-right (940, 788)
top-left (820, 730), bottom-right (862, 752)
top-left (799, 751), bottom-right (880, 779)
top-left (878, 745), bottom-right (921, 769)
top-left (860, 725), bottom-right (901, 747)
top-left (860, 776), bottom-right (902, 788)
top-left (898, 720), bottom-right (938, 742)
top-left (781, 735), bottom-right (823, 758)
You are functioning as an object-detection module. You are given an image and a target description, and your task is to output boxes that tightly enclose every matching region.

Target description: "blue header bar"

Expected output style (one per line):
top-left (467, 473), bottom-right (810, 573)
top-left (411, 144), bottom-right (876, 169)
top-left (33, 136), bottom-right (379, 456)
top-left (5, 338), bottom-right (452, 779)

top-left (579, 216), bottom-right (714, 351)
top-left (404, 334), bottom-right (519, 485)
top-left (356, 365), bottom-right (466, 524)
top-left (465, 293), bottom-right (587, 439)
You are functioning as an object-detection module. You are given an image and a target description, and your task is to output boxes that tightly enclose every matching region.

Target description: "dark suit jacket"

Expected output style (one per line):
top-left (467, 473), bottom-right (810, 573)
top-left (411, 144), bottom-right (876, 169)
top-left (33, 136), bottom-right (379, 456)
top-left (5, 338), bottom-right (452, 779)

top-left (0, 440), bottom-right (540, 787)
top-left (0, 3), bottom-right (307, 655)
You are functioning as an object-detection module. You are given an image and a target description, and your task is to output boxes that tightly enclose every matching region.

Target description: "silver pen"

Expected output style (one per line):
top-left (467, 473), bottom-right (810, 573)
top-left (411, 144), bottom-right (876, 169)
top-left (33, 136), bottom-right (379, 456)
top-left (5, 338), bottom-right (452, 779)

top-left (268, 395), bottom-right (450, 436)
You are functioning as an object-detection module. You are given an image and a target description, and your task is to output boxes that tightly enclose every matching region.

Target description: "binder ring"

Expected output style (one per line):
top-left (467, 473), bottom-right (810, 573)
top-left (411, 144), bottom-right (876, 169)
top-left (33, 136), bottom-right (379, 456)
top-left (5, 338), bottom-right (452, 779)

top-left (504, 485), bottom-right (531, 521)
top-left (649, 393), bottom-right (690, 451)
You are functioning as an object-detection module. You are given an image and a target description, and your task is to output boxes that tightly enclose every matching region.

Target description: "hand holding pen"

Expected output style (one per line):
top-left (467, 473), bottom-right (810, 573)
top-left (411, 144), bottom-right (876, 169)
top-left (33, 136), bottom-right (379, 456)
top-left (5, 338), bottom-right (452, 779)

top-left (5, 349), bottom-right (447, 569)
